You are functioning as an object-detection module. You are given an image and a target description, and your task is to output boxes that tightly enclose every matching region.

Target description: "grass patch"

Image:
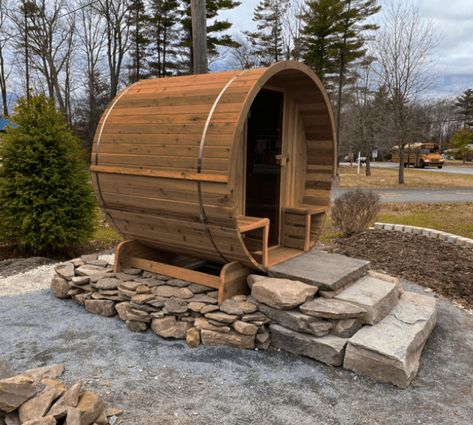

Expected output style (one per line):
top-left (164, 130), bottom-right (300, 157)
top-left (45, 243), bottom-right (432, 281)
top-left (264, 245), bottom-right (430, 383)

top-left (339, 165), bottom-right (473, 189)
top-left (321, 202), bottom-right (473, 241)
top-left (378, 203), bottom-right (473, 239)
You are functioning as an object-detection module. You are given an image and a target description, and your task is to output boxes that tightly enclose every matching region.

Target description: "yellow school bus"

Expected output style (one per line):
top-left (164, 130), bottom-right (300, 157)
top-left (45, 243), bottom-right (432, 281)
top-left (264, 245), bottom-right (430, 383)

top-left (392, 142), bottom-right (444, 168)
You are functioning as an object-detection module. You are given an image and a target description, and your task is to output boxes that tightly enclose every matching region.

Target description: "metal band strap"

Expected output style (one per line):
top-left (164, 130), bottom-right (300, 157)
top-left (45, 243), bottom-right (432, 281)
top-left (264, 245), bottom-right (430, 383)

top-left (197, 73), bottom-right (244, 263)
top-left (94, 83), bottom-right (139, 227)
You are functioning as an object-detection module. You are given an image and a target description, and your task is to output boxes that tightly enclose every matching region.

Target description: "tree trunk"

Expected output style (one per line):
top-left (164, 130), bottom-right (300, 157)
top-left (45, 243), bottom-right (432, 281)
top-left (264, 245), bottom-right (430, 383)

top-left (365, 152), bottom-right (371, 176)
top-left (399, 145), bottom-right (405, 184)
top-left (191, 0), bottom-right (208, 74)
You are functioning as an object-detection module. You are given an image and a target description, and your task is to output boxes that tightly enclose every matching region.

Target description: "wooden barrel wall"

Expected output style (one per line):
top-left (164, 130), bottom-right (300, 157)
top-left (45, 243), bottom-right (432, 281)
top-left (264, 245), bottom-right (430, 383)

top-left (91, 61), bottom-right (336, 270)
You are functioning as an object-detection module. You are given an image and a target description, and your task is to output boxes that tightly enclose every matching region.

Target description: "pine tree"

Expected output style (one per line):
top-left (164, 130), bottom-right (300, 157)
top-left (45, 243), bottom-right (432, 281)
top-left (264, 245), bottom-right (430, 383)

top-left (179, 0), bottom-right (241, 73)
top-left (127, 0), bottom-right (151, 83)
top-left (300, 0), bottom-right (345, 85)
top-left (0, 95), bottom-right (96, 253)
top-left (455, 88), bottom-right (473, 128)
top-left (245, 0), bottom-right (288, 67)
top-left (148, 0), bottom-right (180, 77)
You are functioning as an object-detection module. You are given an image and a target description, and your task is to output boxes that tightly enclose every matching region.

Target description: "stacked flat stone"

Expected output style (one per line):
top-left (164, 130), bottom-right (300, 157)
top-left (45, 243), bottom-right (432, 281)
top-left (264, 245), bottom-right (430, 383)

top-left (0, 363), bottom-right (122, 425)
top-left (51, 255), bottom-right (270, 351)
top-left (248, 269), bottom-right (437, 388)
top-left (51, 252), bottom-right (438, 388)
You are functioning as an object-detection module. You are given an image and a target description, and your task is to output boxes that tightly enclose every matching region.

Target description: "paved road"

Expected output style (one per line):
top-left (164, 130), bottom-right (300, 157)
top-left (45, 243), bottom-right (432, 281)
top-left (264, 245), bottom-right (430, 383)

top-left (333, 188), bottom-right (473, 203)
top-left (341, 161), bottom-right (473, 175)
top-left (0, 259), bottom-right (472, 424)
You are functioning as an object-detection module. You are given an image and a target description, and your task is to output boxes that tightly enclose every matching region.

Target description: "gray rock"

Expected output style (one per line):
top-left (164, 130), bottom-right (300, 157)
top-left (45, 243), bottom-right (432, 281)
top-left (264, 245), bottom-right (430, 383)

top-left (200, 305), bottom-right (219, 314)
top-left (163, 298), bottom-right (188, 314)
top-left (126, 320), bottom-right (148, 332)
top-left (122, 267), bottom-right (142, 275)
top-left (268, 250), bottom-right (369, 291)
top-left (204, 312), bottom-right (238, 324)
top-left (54, 263), bottom-right (75, 280)
top-left (334, 272), bottom-right (400, 324)
top-left (236, 301), bottom-right (258, 314)
top-left (94, 277), bottom-right (121, 290)
top-left (300, 298), bottom-right (366, 319)
top-left (233, 320), bottom-right (258, 336)
top-left (154, 285), bottom-right (179, 298)
top-left (241, 312), bottom-right (270, 323)
top-left (344, 291), bottom-right (437, 388)
top-left (75, 265), bottom-right (112, 279)
top-left (201, 330), bottom-right (254, 349)
top-left (175, 288), bottom-right (193, 299)
top-left (252, 278), bottom-right (318, 310)
top-left (130, 294), bottom-right (154, 304)
top-left (86, 259), bottom-right (109, 267)
top-left (331, 318), bottom-right (362, 338)
top-left (189, 294), bottom-right (218, 305)
top-left (187, 284), bottom-right (211, 294)
top-left (0, 374), bottom-right (37, 413)
top-left (246, 274), bottom-right (268, 289)
top-left (50, 276), bottom-right (71, 299)
top-left (257, 304), bottom-right (313, 333)
top-left (80, 253), bottom-right (98, 263)
top-left (71, 276), bottom-right (90, 286)
top-left (308, 320), bottom-right (334, 337)
top-left (84, 300), bottom-right (116, 317)
top-left (219, 299), bottom-right (243, 315)
top-left (188, 302), bottom-right (206, 313)
top-left (193, 318), bottom-right (231, 333)
top-left (270, 324), bottom-right (347, 366)
top-left (151, 317), bottom-right (189, 339)
top-left (166, 278), bottom-right (189, 288)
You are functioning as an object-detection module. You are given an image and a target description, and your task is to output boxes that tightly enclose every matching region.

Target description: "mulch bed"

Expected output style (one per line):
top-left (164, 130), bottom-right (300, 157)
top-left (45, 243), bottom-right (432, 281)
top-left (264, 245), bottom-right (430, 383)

top-left (326, 229), bottom-right (473, 310)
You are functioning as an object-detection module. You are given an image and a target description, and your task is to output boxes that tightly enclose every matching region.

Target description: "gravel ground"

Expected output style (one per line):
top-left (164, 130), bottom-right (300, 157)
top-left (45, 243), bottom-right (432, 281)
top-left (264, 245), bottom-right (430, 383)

top-left (0, 258), bottom-right (472, 424)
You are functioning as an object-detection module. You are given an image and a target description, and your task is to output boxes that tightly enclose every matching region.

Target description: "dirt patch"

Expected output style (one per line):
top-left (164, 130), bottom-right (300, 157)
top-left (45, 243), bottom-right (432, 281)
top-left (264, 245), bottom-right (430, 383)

top-left (326, 229), bottom-right (473, 310)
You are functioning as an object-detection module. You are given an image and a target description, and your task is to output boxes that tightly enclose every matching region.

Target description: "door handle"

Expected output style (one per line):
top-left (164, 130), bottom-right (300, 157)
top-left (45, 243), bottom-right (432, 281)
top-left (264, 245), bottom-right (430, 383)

top-left (275, 155), bottom-right (288, 166)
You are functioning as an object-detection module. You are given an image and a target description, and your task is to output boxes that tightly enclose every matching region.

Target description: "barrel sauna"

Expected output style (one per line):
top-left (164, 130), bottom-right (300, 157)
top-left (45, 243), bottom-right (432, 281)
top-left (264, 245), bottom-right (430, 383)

top-left (91, 61), bottom-right (336, 300)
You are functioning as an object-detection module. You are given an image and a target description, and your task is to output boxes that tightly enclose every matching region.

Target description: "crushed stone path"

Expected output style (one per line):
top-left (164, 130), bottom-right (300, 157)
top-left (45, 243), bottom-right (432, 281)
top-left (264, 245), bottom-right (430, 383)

top-left (0, 258), bottom-right (472, 424)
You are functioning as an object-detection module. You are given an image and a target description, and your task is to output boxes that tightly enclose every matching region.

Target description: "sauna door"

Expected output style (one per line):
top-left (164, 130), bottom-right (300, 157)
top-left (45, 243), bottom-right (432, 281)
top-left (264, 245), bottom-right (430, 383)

top-left (245, 89), bottom-right (284, 246)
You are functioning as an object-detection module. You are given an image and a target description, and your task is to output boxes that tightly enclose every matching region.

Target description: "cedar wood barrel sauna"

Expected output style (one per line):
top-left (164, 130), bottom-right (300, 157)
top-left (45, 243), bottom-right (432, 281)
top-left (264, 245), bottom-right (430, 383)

top-left (91, 61), bottom-right (336, 302)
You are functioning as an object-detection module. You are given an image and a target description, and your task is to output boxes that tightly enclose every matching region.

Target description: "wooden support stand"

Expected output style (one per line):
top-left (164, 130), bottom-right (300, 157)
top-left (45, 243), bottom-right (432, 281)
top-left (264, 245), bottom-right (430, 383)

top-left (114, 240), bottom-right (252, 304)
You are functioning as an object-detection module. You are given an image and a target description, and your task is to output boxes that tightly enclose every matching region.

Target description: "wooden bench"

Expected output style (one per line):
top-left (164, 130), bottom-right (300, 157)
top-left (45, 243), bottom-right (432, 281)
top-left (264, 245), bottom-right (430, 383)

top-left (283, 206), bottom-right (328, 251)
top-left (236, 215), bottom-right (270, 267)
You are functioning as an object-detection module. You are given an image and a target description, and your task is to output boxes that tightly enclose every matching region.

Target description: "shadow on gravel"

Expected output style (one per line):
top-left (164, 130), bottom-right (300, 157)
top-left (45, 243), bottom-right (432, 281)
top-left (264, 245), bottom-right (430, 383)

top-left (0, 283), bottom-right (472, 424)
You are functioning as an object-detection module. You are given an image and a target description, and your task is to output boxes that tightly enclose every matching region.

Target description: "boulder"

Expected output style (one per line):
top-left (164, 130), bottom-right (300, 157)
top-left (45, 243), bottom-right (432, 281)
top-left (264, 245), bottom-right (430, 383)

top-left (55, 263), bottom-right (75, 280)
top-left (48, 383), bottom-right (81, 418)
top-left (84, 300), bottom-right (116, 317)
top-left (0, 375), bottom-right (37, 413)
top-left (201, 330), bottom-right (255, 349)
top-left (308, 320), bottom-right (334, 337)
top-left (334, 273), bottom-right (400, 324)
top-left (236, 301), bottom-right (257, 314)
top-left (50, 276), bottom-right (70, 299)
top-left (270, 324), bottom-right (347, 366)
top-left (175, 288), bottom-right (193, 299)
top-left (246, 274), bottom-right (268, 289)
top-left (71, 276), bottom-right (90, 286)
top-left (154, 286), bottom-right (180, 298)
top-left (299, 298), bottom-right (366, 319)
top-left (252, 278), bottom-right (318, 310)
top-left (344, 292), bottom-right (437, 388)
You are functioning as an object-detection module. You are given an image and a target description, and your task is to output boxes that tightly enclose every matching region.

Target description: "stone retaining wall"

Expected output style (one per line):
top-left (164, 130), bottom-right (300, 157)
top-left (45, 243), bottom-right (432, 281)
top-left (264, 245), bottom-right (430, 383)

top-left (374, 222), bottom-right (473, 248)
top-left (51, 253), bottom-right (436, 388)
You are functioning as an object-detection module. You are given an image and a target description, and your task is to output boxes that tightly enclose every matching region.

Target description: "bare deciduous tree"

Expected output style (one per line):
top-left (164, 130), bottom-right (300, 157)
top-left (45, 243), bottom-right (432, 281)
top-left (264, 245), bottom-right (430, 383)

top-left (96, 0), bottom-right (131, 99)
top-left (0, 0), bottom-right (11, 116)
top-left (372, 1), bottom-right (438, 184)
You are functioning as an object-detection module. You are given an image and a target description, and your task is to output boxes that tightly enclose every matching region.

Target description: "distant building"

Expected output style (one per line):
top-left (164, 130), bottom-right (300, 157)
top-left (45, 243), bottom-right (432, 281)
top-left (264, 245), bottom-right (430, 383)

top-left (0, 117), bottom-right (16, 133)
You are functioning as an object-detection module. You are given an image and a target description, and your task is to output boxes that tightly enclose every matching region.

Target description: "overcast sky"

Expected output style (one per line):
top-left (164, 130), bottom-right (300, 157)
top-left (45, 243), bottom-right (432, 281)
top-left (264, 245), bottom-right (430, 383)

top-left (218, 0), bottom-right (473, 98)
